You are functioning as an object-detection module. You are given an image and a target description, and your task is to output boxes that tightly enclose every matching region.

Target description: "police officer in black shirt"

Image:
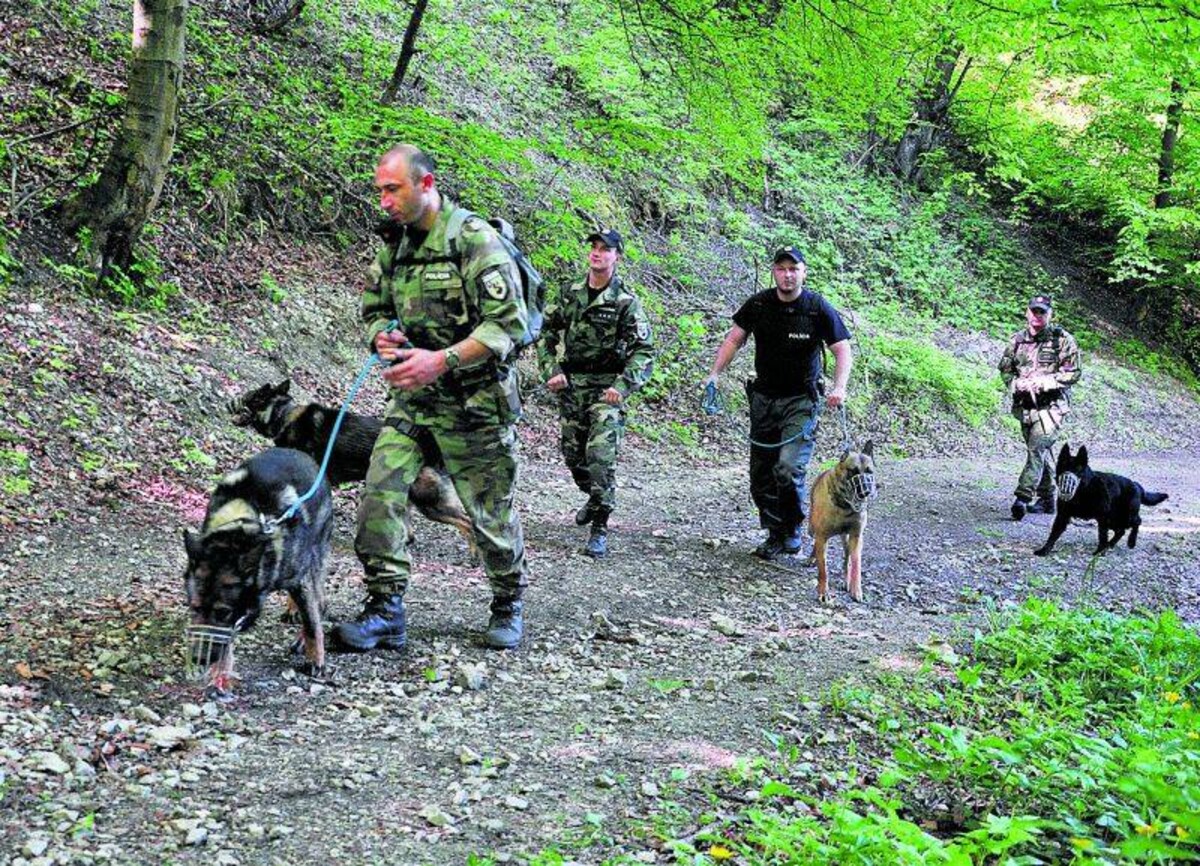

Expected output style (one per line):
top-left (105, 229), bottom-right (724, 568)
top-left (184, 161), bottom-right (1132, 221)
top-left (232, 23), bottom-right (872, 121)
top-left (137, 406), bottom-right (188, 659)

top-left (705, 245), bottom-right (853, 559)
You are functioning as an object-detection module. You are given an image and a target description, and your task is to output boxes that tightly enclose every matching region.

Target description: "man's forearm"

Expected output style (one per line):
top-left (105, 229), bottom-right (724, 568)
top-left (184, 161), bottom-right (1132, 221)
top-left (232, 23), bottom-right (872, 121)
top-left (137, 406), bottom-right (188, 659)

top-left (710, 335), bottom-right (742, 376)
top-left (830, 342), bottom-right (852, 391)
top-left (447, 337), bottom-right (492, 369)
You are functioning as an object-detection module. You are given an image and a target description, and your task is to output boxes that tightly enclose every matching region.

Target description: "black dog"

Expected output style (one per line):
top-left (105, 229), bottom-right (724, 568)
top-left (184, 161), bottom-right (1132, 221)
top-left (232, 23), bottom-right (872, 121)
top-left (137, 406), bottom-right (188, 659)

top-left (184, 448), bottom-right (332, 688)
top-left (1034, 444), bottom-right (1168, 557)
top-left (227, 379), bottom-right (475, 554)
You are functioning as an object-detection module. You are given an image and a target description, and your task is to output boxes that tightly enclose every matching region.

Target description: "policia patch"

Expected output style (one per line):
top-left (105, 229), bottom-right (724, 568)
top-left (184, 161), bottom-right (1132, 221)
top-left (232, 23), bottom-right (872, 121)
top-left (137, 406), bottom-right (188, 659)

top-left (481, 268), bottom-right (509, 301)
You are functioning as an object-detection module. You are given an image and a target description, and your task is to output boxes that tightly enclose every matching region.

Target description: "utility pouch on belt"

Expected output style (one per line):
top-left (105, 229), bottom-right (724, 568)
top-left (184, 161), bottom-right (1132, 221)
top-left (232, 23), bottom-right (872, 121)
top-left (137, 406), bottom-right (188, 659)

top-left (1014, 388), bottom-right (1062, 411)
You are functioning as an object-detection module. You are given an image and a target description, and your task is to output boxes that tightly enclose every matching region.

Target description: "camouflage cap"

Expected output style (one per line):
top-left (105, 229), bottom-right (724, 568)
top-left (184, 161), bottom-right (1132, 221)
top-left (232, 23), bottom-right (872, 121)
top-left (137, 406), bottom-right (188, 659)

top-left (1028, 294), bottom-right (1052, 312)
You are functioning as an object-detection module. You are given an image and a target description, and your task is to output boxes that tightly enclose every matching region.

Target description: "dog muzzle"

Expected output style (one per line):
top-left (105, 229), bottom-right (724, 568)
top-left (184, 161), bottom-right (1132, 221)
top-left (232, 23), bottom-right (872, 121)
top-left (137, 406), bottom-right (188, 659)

top-left (1058, 471), bottom-right (1080, 502)
top-left (846, 473), bottom-right (877, 512)
top-left (184, 615), bottom-right (248, 681)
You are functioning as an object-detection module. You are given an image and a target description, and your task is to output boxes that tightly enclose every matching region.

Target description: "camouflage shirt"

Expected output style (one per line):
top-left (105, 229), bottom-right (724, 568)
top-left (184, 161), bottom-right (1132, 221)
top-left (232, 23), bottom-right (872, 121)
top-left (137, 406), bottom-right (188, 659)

top-left (362, 199), bottom-right (528, 428)
top-left (539, 273), bottom-right (655, 398)
top-left (998, 325), bottom-right (1082, 422)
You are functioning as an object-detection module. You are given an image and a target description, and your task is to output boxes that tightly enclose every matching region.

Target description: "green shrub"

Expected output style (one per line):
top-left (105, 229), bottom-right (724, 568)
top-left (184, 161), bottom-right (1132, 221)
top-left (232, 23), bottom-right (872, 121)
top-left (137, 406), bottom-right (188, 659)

top-left (860, 334), bottom-right (998, 427)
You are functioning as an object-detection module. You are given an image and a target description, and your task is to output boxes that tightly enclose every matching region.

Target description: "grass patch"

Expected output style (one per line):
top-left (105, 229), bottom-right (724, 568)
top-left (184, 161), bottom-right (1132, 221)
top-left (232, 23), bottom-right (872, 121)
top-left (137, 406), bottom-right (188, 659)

top-left (508, 600), bottom-right (1200, 864)
top-left (860, 334), bottom-right (1000, 427)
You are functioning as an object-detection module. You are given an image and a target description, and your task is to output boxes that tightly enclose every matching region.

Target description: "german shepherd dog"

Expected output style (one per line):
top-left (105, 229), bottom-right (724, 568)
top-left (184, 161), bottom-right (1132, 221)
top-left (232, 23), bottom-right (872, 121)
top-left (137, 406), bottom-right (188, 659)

top-left (227, 380), bottom-right (474, 553)
top-left (807, 442), bottom-right (877, 603)
top-left (184, 448), bottom-right (332, 690)
top-left (1034, 444), bottom-right (1168, 557)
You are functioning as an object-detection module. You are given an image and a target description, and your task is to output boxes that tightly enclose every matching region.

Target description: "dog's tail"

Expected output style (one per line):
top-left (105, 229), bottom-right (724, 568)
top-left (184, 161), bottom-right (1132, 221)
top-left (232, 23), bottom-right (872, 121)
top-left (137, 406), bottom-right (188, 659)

top-left (1140, 488), bottom-right (1169, 507)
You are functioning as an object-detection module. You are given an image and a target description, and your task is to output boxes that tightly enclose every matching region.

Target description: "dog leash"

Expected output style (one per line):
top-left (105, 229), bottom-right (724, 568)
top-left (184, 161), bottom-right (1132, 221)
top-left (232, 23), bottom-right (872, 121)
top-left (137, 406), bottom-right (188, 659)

top-left (270, 319), bottom-right (400, 528)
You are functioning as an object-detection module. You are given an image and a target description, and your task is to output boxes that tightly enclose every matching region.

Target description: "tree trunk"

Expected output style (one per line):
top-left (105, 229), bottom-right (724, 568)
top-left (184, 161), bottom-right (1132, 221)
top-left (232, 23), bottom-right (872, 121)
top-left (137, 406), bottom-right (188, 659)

top-left (893, 41), bottom-right (967, 185)
top-left (380, 0), bottom-right (429, 105)
top-left (1155, 77), bottom-right (1184, 209)
top-left (67, 0), bottom-right (187, 284)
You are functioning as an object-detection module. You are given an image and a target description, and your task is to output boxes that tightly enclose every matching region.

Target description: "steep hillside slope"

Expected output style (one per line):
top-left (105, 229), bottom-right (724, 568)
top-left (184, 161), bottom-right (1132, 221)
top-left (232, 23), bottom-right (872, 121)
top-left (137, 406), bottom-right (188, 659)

top-left (2, 0), bottom-right (1198, 527)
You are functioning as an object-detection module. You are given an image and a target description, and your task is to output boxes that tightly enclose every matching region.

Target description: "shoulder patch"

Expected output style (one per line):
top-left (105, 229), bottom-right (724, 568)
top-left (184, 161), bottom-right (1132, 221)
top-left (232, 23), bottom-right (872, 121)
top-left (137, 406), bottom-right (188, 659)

top-left (636, 320), bottom-right (651, 341)
top-left (482, 268), bottom-right (509, 301)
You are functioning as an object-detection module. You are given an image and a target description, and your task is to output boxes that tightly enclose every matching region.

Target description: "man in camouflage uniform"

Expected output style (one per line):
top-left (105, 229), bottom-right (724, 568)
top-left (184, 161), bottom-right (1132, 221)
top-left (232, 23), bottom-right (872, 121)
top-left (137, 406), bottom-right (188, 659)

top-left (332, 144), bottom-right (530, 652)
top-left (540, 229), bottom-right (655, 557)
top-left (999, 293), bottom-right (1082, 521)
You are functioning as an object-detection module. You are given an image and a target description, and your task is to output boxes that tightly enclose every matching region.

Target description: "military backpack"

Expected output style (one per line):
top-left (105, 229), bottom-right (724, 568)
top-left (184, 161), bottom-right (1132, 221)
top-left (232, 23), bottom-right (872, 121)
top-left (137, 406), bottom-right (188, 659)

top-left (445, 209), bottom-right (546, 353)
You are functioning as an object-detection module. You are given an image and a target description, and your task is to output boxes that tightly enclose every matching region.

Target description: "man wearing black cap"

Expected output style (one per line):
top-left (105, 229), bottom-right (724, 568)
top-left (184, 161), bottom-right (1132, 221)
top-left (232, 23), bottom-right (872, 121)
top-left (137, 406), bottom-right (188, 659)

top-left (705, 245), bottom-right (853, 559)
top-left (999, 294), bottom-right (1081, 520)
top-left (540, 228), bottom-right (655, 557)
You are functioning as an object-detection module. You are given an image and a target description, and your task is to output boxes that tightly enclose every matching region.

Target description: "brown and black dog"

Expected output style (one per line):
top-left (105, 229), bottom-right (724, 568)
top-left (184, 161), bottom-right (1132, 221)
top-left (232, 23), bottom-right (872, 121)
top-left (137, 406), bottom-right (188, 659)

top-left (806, 442), bottom-right (877, 603)
top-left (184, 448), bottom-right (332, 691)
top-left (227, 379), bottom-right (474, 555)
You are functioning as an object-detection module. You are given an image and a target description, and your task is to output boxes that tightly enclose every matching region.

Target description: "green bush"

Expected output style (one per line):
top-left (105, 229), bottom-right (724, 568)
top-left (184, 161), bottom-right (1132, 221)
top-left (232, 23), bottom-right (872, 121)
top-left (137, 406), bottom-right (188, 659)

top-left (860, 334), bottom-right (998, 427)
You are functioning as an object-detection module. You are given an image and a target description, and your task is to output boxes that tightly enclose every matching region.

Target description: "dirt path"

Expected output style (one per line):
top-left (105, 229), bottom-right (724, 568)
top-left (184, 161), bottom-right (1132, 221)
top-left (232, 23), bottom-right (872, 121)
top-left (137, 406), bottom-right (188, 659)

top-left (3, 441), bottom-right (1197, 864)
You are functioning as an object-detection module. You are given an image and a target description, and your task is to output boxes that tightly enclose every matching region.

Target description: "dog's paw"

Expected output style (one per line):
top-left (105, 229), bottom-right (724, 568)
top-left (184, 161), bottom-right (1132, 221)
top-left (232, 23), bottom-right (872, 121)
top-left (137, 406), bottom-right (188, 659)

top-left (203, 683), bottom-right (236, 702)
top-left (296, 660), bottom-right (335, 682)
top-left (1033, 546), bottom-right (1050, 557)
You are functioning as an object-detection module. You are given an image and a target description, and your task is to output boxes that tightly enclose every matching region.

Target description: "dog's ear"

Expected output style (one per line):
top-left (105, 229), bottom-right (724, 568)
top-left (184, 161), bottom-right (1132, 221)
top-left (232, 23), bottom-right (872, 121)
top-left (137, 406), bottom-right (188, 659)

top-left (1056, 442), bottom-right (1071, 469)
top-left (274, 380), bottom-right (292, 396)
top-left (862, 440), bottom-right (874, 457)
top-left (1077, 445), bottom-right (1088, 466)
top-left (183, 528), bottom-right (203, 561)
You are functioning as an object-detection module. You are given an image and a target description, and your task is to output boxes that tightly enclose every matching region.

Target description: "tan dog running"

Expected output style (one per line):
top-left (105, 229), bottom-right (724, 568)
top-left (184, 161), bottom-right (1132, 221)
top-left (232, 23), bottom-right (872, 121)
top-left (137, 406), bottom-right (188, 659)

top-left (807, 441), bottom-right (876, 603)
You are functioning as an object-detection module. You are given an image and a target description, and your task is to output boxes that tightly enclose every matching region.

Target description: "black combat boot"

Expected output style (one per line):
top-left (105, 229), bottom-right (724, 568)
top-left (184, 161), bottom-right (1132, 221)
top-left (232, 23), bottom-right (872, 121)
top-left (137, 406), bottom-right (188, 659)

top-left (585, 525), bottom-right (608, 558)
top-left (485, 598), bottom-right (523, 649)
top-left (1027, 495), bottom-right (1056, 515)
top-left (781, 527), bottom-right (803, 555)
top-left (331, 594), bottom-right (406, 652)
top-left (754, 531), bottom-right (784, 559)
top-left (1010, 498), bottom-right (1029, 521)
top-left (584, 510), bottom-right (609, 558)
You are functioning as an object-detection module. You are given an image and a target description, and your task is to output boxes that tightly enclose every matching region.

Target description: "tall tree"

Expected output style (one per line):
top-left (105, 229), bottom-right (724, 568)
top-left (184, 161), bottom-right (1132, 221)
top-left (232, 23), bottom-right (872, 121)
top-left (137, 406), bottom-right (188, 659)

top-left (381, 0), bottom-right (429, 104)
top-left (893, 39), bottom-right (969, 184)
top-left (67, 0), bottom-right (187, 284)
top-left (1155, 76), bottom-right (1186, 209)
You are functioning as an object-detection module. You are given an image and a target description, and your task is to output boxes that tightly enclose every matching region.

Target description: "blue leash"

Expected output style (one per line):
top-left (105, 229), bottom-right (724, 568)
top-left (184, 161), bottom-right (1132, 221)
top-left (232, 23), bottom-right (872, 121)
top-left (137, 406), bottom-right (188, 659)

top-left (271, 320), bottom-right (400, 527)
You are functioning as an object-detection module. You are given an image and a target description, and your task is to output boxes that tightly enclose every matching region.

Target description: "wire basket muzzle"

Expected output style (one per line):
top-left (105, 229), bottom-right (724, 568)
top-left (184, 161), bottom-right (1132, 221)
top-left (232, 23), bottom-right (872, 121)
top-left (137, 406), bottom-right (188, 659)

top-left (1058, 471), bottom-right (1080, 502)
top-left (184, 624), bottom-right (236, 680)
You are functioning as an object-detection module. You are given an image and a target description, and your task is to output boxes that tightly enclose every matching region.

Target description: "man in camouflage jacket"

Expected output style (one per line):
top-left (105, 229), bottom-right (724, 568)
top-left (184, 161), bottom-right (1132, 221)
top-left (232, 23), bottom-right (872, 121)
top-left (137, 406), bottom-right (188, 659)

top-left (540, 229), bottom-right (655, 557)
top-left (998, 294), bottom-right (1082, 520)
top-left (333, 144), bottom-right (530, 652)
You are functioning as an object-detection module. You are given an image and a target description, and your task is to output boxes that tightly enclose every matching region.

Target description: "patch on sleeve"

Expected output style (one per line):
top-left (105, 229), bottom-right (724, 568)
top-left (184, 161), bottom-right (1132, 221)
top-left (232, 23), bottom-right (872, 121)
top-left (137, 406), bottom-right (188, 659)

top-left (481, 268), bottom-right (510, 301)
top-left (636, 320), bottom-right (651, 341)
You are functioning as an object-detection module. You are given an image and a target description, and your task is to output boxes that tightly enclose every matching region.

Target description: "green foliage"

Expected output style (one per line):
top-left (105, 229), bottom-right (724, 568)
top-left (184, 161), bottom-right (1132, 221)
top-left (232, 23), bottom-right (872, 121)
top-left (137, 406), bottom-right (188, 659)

top-left (0, 448), bottom-right (33, 497)
top-left (0, 226), bottom-right (20, 294)
top-left (586, 600), bottom-right (1199, 866)
top-left (859, 334), bottom-right (999, 427)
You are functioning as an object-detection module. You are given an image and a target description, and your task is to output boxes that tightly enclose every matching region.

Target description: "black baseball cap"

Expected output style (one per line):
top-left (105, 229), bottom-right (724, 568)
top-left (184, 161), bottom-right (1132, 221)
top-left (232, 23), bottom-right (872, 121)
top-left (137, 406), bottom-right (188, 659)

top-left (773, 246), bottom-right (806, 264)
top-left (1028, 294), bottom-right (1053, 312)
top-left (586, 228), bottom-right (624, 253)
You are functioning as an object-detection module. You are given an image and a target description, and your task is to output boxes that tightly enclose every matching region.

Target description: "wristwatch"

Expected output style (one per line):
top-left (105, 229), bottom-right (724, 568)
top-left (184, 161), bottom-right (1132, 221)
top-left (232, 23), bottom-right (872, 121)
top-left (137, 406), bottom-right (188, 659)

top-left (443, 346), bottom-right (462, 372)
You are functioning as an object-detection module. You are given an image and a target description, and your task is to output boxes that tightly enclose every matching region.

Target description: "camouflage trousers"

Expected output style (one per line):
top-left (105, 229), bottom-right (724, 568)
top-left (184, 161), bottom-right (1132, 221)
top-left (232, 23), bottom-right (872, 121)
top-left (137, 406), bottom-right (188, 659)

top-left (1015, 408), bottom-right (1064, 502)
top-left (748, 392), bottom-right (821, 533)
top-left (355, 417), bottom-right (528, 601)
top-left (558, 382), bottom-right (624, 515)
